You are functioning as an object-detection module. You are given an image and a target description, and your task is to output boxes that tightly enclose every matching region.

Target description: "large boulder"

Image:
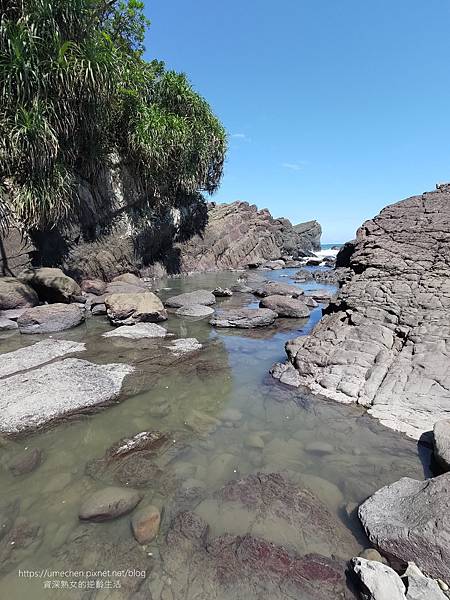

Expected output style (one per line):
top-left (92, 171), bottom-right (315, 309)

top-left (17, 303), bottom-right (84, 334)
top-left (358, 472), bottom-right (450, 581)
top-left (260, 295), bottom-right (310, 318)
top-left (0, 277), bottom-right (38, 310)
top-left (279, 185), bottom-right (450, 439)
top-left (0, 358), bottom-right (133, 435)
top-left (165, 290), bottom-right (216, 308)
top-left (19, 267), bottom-right (81, 303)
top-left (254, 281), bottom-right (304, 298)
top-left (433, 419), bottom-right (450, 471)
top-left (105, 292), bottom-right (167, 324)
top-left (210, 308), bottom-right (277, 328)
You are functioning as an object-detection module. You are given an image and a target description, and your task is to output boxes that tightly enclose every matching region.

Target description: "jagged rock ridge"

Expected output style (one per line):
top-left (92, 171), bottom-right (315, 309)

top-left (276, 184), bottom-right (450, 439)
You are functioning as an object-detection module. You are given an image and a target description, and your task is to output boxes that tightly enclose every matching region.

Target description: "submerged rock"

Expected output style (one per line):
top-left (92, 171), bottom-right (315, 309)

top-left (102, 323), bottom-right (168, 339)
top-left (358, 472), bottom-right (450, 581)
top-left (210, 308), bottom-right (277, 328)
top-left (0, 358), bottom-right (133, 435)
top-left (105, 291), bottom-right (167, 324)
top-left (260, 294), bottom-right (310, 318)
top-left (166, 338), bottom-right (203, 355)
top-left (8, 448), bottom-right (43, 476)
top-left (0, 277), bottom-right (38, 310)
top-left (79, 486), bottom-right (143, 522)
top-left (131, 505), bottom-right (161, 544)
top-left (17, 303), bottom-right (84, 334)
top-left (0, 339), bottom-right (85, 379)
top-left (20, 267), bottom-right (80, 303)
top-left (165, 290), bottom-right (216, 308)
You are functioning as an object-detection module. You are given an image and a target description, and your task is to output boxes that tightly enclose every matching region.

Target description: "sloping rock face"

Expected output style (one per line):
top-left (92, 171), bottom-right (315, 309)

top-left (279, 185), bottom-right (450, 439)
top-left (293, 220), bottom-right (322, 251)
top-left (177, 202), bottom-right (320, 272)
top-left (358, 472), bottom-right (450, 581)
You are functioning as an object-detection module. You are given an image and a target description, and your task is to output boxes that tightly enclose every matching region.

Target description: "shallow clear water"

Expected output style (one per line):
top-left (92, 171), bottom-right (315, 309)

top-left (0, 268), bottom-right (429, 599)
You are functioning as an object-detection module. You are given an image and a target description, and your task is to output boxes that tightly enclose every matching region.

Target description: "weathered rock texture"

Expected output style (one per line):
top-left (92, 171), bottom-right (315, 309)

top-left (278, 185), bottom-right (450, 439)
top-left (1, 191), bottom-right (321, 280)
top-left (293, 220), bottom-right (322, 251)
top-left (358, 472), bottom-right (450, 581)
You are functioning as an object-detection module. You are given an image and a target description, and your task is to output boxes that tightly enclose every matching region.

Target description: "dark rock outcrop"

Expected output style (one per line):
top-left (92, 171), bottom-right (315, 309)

top-left (293, 220), bottom-right (322, 251)
top-left (358, 472), bottom-right (450, 581)
top-left (277, 185), bottom-right (450, 439)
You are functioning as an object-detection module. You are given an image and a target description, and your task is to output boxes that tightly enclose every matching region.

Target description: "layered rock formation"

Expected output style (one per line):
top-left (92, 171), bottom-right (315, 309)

top-left (275, 184), bottom-right (450, 439)
top-left (0, 192), bottom-right (321, 279)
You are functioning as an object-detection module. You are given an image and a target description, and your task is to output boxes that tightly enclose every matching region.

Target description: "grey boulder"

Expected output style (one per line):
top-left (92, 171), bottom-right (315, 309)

top-left (210, 308), bottom-right (277, 328)
top-left (0, 317), bottom-right (18, 331)
top-left (0, 277), bottom-right (38, 310)
top-left (165, 290), bottom-right (216, 308)
top-left (433, 419), bottom-right (450, 471)
top-left (175, 304), bottom-right (215, 318)
top-left (105, 292), bottom-right (167, 324)
top-left (17, 303), bottom-right (85, 334)
top-left (20, 267), bottom-right (81, 303)
top-left (212, 287), bottom-right (233, 297)
top-left (81, 278), bottom-right (107, 295)
top-left (260, 295), bottom-right (310, 318)
top-left (79, 486), bottom-right (143, 522)
top-left (254, 281), bottom-right (304, 298)
top-left (358, 473), bottom-right (450, 581)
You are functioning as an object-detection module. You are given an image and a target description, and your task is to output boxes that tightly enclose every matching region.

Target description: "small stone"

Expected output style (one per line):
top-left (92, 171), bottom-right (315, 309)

top-left (359, 548), bottom-right (386, 564)
top-left (91, 303), bottom-right (106, 316)
top-left (79, 486), bottom-right (143, 522)
top-left (221, 409), bottom-right (242, 422)
top-left (212, 288), bottom-right (233, 297)
top-left (304, 441), bottom-right (335, 455)
top-left (438, 580), bottom-right (449, 591)
top-left (131, 505), bottom-right (161, 544)
top-left (245, 434), bottom-right (265, 449)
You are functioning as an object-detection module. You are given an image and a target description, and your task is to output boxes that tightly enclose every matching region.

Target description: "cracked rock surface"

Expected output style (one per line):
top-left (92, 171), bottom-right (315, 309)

top-left (277, 185), bottom-right (450, 439)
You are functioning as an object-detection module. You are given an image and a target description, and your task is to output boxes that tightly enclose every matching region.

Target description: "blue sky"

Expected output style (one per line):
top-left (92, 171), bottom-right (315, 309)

top-left (144, 1), bottom-right (450, 243)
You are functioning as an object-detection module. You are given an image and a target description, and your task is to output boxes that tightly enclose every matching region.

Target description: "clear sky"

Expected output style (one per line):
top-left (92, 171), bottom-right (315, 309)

top-left (143, 1), bottom-right (450, 243)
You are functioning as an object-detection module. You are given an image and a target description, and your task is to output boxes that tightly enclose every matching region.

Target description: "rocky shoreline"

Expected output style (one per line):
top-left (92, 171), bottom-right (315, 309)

top-left (1, 188), bottom-right (450, 599)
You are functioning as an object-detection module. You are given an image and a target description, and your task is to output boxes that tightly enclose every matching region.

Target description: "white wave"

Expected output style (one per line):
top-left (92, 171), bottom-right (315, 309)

top-left (314, 248), bottom-right (340, 259)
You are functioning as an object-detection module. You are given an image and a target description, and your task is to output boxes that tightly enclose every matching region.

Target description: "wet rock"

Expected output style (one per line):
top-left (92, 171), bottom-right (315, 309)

top-left (0, 517), bottom-right (42, 574)
top-left (245, 434), bottom-right (265, 449)
top-left (81, 278), bottom-right (106, 295)
top-left (132, 505), bottom-right (161, 544)
top-left (165, 290), bottom-right (216, 308)
top-left (91, 302), bottom-right (106, 315)
top-left (166, 338), bottom-right (203, 355)
top-left (260, 294), bottom-right (310, 318)
top-left (254, 281), bottom-right (304, 298)
top-left (358, 473), bottom-right (450, 580)
top-left (0, 339), bottom-right (85, 379)
top-left (206, 453), bottom-right (238, 486)
top-left (350, 557), bottom-right (406, 600)
top-left (231, 283), bottom-right (254, 293)
top-left (0, 277), bottom-right (38, 310)
top-left (8, 448), bottom-right (42, 476)
top-left (294, 269), bottom-right (314, 282)
top-left (79, 486), bottom-right (143, 521)
top-left (105, 292), bottom-right (167, 324)
top-left (270, 361), bottom-right (303, 387)
top-left (433, 419), bottom-right (450, 471)
top-left (185, 410), bottom-right (221, 435)
top-left (263, 260), bottom-right (285, 270)
top-left (0, 317), bottom-right (18, 331)
top-left (210, 307), bottom-right (277, 328)
top-left (282, 186), bottom-right (450, 439)
top-left (221, 408), bottom-right (242, 422)
top-left (17, 303), bottom-right (85, 334)
top-left (86, 431), bottom-right (187, 489)
top-left (212, 287), bottom-right (233, 297)
top-left (306, 258), bottom-right (323, 266)
top-left (0, 358), bottom-right (133, 435)
top-left (20, 267), bottom-right (80, 303)
top-left (175, 304), bottom-right (215, 318)
top-left (305, 441), bottom-right (335, 455)
top-left (103, 323), bottom-right (168, 339)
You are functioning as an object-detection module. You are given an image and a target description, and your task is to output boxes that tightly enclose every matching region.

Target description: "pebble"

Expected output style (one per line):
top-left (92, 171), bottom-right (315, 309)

top-left (131, 505), bottom-right (161, 545)
top-left (304, 441), bottom-right (335, 456)
top-left (245, 434), bottom-right (265, 449)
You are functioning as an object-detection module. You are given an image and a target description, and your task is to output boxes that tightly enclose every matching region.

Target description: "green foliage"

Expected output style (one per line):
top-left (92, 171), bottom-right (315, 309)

top-left (0, 0), bottom-right (227, 232)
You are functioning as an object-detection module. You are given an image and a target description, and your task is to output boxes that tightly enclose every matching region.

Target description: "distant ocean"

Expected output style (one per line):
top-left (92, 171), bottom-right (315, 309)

top-left (314, 243), bottom-right (343, 259)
